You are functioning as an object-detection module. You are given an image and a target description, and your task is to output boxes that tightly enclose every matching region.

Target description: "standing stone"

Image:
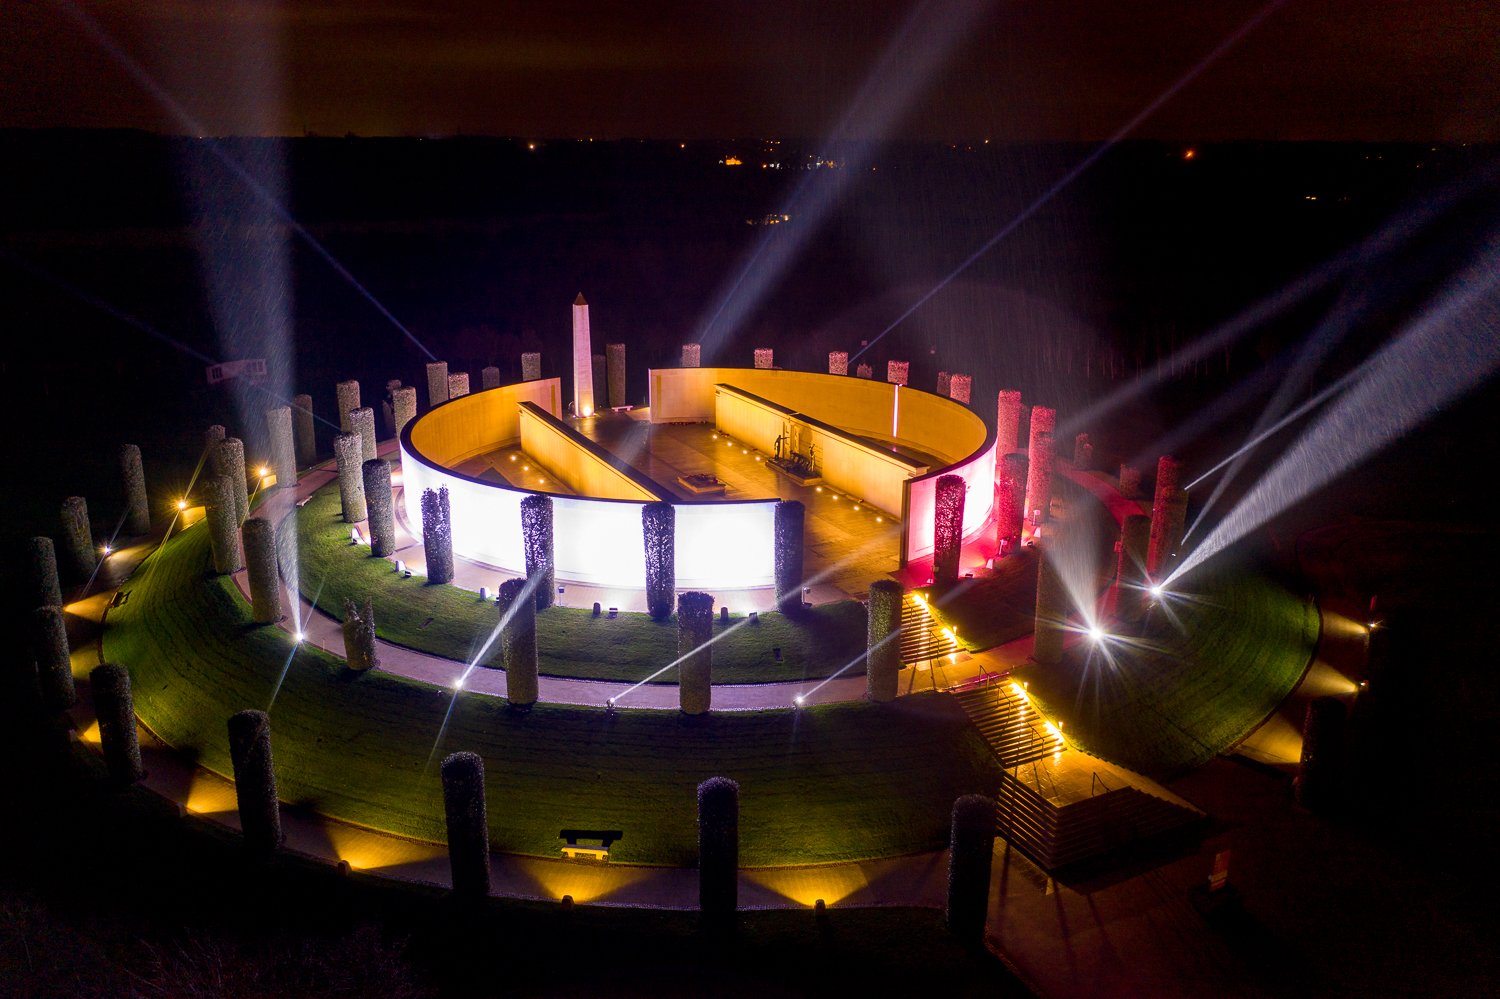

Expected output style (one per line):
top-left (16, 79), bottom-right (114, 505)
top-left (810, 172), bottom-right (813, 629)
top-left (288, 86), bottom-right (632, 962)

top-left (680, 344), bottom-right (700, 368)
top-left (227, 709), bottom-right (282, 855)
top-left (242, 517), bottom-right (282, 625)
top-left (521, 352), bottom-right (541, 381)
top-left (753, 348), bottom-right (773, 369)
top-left (678, 591), bottom-right (714, 715)
top-left (426, 361), bottom-right (450, 408)
top-left (573, 295), bottom-right (596, 418)
top-left (349, 407), bottom-right (377, 464)
top-left (29, 537), bottom-right (62, 608)
top-left (829, 351), bottom-right (848, 376)
top-left (205, 425), bottom-right (226, 471)
top-left (856, 363), bottom-right (873, 379)
top-left (866, 579), bottom-right (903, 702)
top-left (119, 444), bottom-right (150, 535)
top-left (91, 663), bottom-right (145, 784)
top-left (204, 475), bottom-right (244, 574)
top-left (520, 494), bottom-right (555, 610)
top-left (1115, 514), bottom-right (1153, 624)
top-left (333, 433), bottom-right (367, 523)
top-left (441, 752), bottom-right (491, 897)
top-left (265, 407), bottom-right (297, 487)
top-left (448, 372), bottom-right (470, 399)
top-left (1148, 456), bottom-right (1187, 577)
top-left (996, 391), bottom-right (1022, 452)
top-left (292, 394), bottom-right (316, 465)
top-left (773, 500), bottom-right (806, 614)
top-left (697, 777), bottom-right (739, 922)
top-left (335, 379), bottom-right (360, 433)
top-left (497, 578), bottom-right (538, 707)
top-left (933, 475), bottom-right (967, 586)
top-left (1033, 550), bottom-right (1068, 665)
top-left (1118, 464), bottom-right (1142, 499)
top-left (215, 438), bottom-right (249, 526)
top-left (481, 366), bottom-right (501, 391)
top-left (59, 496), bottom-right (96, 581)
top-left (1024, 430), bottom-right (1055, 526)
top-left (606, 343), bottom-right (626, 409)
top-left (33, 606), bottom-right (75, 711)
top-left (995, 453), bottom-right (1028, 554)
top-left (1028, 405), bottom-right (1056, 454)
top-left (1073, 433), bottom-right (1093, 471)
top-left (937, 371), bottom-right (951, 396)
top-left (887, 360), bottom-right (909, 385)
top-left (946, 795), bottom-right (996, 944)
top-left (642, 501), bottom-right (675, 619)
top-left (421, 487), bottom-right (453, 584)
top-left (362, 459), bottom-right (395, 557)
top-left (382, 380), bottom-right (402, 435)
top-left (342, 597), bottom-right (379, 672)
top-left (393, 386), bottom-right (417, 439)
top-left (949, 374), bottom-right (972, 404)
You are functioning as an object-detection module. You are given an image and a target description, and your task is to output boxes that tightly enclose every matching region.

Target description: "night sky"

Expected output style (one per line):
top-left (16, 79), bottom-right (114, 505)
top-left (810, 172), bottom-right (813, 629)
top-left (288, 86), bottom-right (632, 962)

top-left (2, 0), bottom-right (1496, 142)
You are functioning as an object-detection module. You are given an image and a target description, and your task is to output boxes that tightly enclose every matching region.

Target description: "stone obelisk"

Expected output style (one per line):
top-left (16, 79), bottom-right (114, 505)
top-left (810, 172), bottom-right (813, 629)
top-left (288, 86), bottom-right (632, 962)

top-left (572, 293), bottom-right (595, 419)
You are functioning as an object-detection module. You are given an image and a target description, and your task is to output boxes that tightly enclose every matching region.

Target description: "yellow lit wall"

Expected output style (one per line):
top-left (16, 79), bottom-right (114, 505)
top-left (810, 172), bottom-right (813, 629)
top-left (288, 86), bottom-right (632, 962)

top-left (407, 378), bottom-right (561, 467)
top-left (714, 384), bottom-right (794, 454)
top-left (518, 403), bottom-right (665, 502)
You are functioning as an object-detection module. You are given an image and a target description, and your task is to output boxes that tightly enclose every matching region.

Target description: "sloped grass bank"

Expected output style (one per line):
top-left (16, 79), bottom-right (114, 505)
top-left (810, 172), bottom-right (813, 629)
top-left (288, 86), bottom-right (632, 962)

top-left (1023, 569), bottom-right (1320, 779)
top-left (295, 483), bottom-right (867, 683)
top-left (104, 524), bottom-right (1002, 866)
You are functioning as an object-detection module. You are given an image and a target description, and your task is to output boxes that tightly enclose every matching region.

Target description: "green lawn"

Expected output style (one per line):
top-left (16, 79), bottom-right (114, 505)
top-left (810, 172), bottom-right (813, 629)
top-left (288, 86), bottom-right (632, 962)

top-left (104, 522), bottom-right (1003, 866)
top-left (295, 483), bottom-right (868, 683)
top-left (1022, 569), bottom-right (1320, 779)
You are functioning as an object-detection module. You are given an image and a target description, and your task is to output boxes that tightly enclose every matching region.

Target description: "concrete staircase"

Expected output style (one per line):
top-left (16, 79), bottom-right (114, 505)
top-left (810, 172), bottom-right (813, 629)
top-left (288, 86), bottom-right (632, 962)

top-left (900, 598), bottom-right (960, 663)
top-left (953, 683), bottom-right (1062, 768)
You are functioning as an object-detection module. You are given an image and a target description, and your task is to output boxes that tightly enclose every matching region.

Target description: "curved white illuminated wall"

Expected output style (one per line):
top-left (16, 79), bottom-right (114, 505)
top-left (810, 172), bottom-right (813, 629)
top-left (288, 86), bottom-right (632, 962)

top-left (400, 383), bottom-right (776, 590)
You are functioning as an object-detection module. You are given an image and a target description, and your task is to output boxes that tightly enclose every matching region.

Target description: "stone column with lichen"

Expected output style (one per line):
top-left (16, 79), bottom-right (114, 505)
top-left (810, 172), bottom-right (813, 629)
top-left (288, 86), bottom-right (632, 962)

top-left (887, 360), bottom-right (909, 385)
top-left (205, 475), bottom-right (244, 574)
top-left (242, 517), bottom-right (282, 625)
top-left (30, 536), bottom-right (62, 608)
top-left (421, 486), bottom-right (453, 584)
top-left (753, 348), bottom-right (773, 369)
top-left (829, 351), bottom-right (848, 375)
top-left (59, 496), bottom-right (96, 581)
top-left (448, 372), bottom-right (470, 400)
top-left (996, 391), bottom-right (1022, 452)
top-left (91, 662), bottom-right (145, 783)
top-left (1073, 433), bottom-right (1092, 471)
top-left (205, 425), bottom-right (226, 473)
top-left (1116, 514), bottom-right (1152, 624)
top-left (677, 591), bottom-right (714, 714)
top-left (33, 605), bottom-right (76, 711)
top-left (1118, 464), bottom-right (1142, 499)
top-left (227, 709), bottom-right (282, 855)
top-left (292, 395), bottom-right (316, 465)
top-left (349, 406), bottom-right (377, 464)
top-left (119, 444), bottom-right (150, 535)
top-left (521, 352), bottom-right (541, 381)
top-left (441, 752), bottom-right (490, 896)
top-left (937, 372), bottom-right (950, 396)
top-left (607, 343), bottom-right (626, 408)
top-left (866, 579), bottom-right (903, 702)
top-left (933, 474), bottom-right (967, 585)
top-left (949, 374), bottom-right (971, 404)
top-left (265, 407), bottom-right (297, 487)
top-left (342, 597), bottom-right (379, 672)
top-left (1024, 430), bottom-right (1054, 526)
top-left (995, 452), bottom-right (1028, 553)
top-left (1147, 456), bottom-right (1184, 577)
top-left (680, 344), bottom-right (699, 368)
top-left (426, 362), bottom-right (449, 407)
top-left (497, 577), bottom-right (538, 707)
top-left (773, 500), bottom-right (805, 614)
top-left (214, 438), bottom-right (249, 525)
top-left (481, 366), bottom-right (501, 391)
top-left (362, 459), bottom-right (395, 556)
top-left (335, 379), bottom-right (360, 433)
top-left (393, 386), bottom-right (417, 439)
top-left (521, 493), bottom-right (555, 610)
top-left (1033, 549), bottom-right (1068, 665)
top-left (333, 433), bottom-right (367, 523)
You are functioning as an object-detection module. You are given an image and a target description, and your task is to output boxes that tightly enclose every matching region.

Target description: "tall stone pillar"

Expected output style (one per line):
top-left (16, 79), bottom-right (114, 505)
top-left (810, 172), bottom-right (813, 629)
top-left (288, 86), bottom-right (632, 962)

top-left (29, 537), bottom-right (62, 608)
top-left (698, 777), bottom-right (739, 921)
top-left (1148, 456), bottom-right (1185, 577)
top-left (642, 501), bottom-right (675, 619)
top-left (448, 372), bottom-right (470, 399)
top-left (520, 494), bottom-right (555, 610)
top-left (119, 444), bottom-right (150, 535)
top-left (949, 374), bottom-right (971, 404)
top-left (421, 487), bottom-right (453, 584)
top-left (677, 591), bottom-right (714, 715)
top-left (753, 348), bottom-right (773, 369)
top-left (33, 606), bottom-right (76, 710)
top-left (933, 474), bottom-right (967, 586)
top-left (773, 500), bottom-right (806, 614)
top-left (481, 366), bottom-right (501, 391)
top-left (521, 352), bottom-right (541, 381)
top-left (215, 438), bottom-right (249, 525)
top-left (680, 344), bottom-right (700, 368)
top-left (441, 752), bottom-right (491, 897)
top-left (995, 453), bottom-right (1028, 554)
top-left (1033, 549), bottom-right (1068, 665)
top-left (242, 517), bottom-right (282, 625)
top-left (393, 386), bottom-right (417, 439)
top-left (292, 394), bottom-right (316, 465)
top-left (866, 579), bottom-right (903, 702)
top-left (265, 407), bottom-right (296, 487)
top-left (342, 597), bottom-right (379, 672)
top-left (59, 496), bottom-right (96, 581)
top-left (497, 578), bottom-right (538, 708)
top-left (350, 407), bottom-right (377, 464)
top-left (1116, 514), bottom-right (1152, 624)
top-left (90, 663), bottom-right (145, 783)
top-left (572, 293), bottom-right (595, 418)
top-left (426, 361), bottom-right (449, 408)
top-left (205, 475), bottom-right (244, 574)
top-left (1024, 430), bottom-right (1054, 527)
top-left (946, 795), bottom-right (996, 944)
top-left (335, 380), bottom-right (360, 433)
top-left (937, 372), bottom-right (951, 396)
top-left (382, 380), bottom-right (402, 435)
top-left (334, 433), bottom-right (367, 523)
top-left (996, 390), bottom-right (1022, 452)
top-left (856, 363), bottom-right (873, 379)
top-left (227, 709), bottom-right (282, 855)
top-left (606, 343), bottom-right (626, 409)
top-left (829, 351), bottom-right (848, 375)
top-left (1073, 433), bottom-right (1093, 471)
top-left (1118, 464), bottom-right (1142, 499)
top-left (205, 425), bottom-right (226, 471)
top-left (887, 360), bottom-right (909, 385)
top-left (362, 459), bottom-right (395, 557)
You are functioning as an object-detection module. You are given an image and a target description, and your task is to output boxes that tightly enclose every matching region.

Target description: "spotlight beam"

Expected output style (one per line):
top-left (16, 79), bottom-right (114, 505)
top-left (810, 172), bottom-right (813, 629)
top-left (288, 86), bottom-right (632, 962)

top-left (852, 0), bottom-right (1291, 365)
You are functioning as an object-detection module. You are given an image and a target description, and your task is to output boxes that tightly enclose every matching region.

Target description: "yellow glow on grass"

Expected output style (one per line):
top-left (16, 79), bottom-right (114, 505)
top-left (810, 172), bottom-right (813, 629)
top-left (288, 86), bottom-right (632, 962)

top-left (79, 721), bottom-right (101, 744)
top-left (743, 864), bottom-right (869, 907)
top-left (321, 822), bottom-right (446, 872)
top-left (526, 859), bottom-right (651, 904)
top-left (184, 770), bottom-right (239, 815)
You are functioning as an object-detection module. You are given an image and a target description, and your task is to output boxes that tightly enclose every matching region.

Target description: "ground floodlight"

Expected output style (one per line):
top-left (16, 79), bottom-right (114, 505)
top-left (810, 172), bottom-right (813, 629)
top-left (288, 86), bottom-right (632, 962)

top-left (177, 499), bottom-right (187, 510)
top-left (294, 631), bottom-right (305, 642)
top-left (1150, 585), bottom-right (1164, 598)
top-left (1089, 626), bottom-right (1105, 641)
top-left (794, 694), bottom-right (805, 706)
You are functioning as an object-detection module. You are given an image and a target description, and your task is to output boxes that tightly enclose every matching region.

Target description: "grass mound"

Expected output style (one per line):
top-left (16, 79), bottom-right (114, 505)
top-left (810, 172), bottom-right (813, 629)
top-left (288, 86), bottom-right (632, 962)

top-left (296, 483), bottom-right (867, 683)
top-left (104, 522), bottom-right (1003, 866)
top-left (1023, 569), bottom-right (1319, 778)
